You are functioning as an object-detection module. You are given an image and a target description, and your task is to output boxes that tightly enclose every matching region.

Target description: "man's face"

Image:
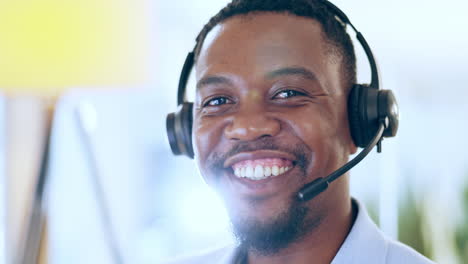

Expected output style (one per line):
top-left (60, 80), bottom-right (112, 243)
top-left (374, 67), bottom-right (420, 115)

top-left (193, 13), bottom-right (356, 250)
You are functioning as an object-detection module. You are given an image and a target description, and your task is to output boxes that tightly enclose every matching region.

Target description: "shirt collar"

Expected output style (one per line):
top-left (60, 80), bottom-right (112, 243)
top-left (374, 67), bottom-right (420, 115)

top-left (331, 198), bottom-right (388, 264)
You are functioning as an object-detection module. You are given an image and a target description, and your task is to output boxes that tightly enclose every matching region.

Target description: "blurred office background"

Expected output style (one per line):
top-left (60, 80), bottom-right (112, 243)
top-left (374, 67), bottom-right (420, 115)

top-left (0, 0), bottom-right (467, 263)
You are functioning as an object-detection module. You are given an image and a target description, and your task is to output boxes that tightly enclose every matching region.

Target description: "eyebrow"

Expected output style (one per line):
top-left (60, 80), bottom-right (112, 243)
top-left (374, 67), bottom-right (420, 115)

top-left (266, 66), bottom-right (318, 81)
top-left (196, 66), bottom-right (318, 90)
top-left (196, 75), bottom-right (232, 90)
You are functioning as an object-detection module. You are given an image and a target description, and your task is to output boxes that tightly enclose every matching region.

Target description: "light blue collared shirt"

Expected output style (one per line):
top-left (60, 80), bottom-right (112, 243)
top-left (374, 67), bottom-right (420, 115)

top-left (164, 199), bottom-right (435, 264)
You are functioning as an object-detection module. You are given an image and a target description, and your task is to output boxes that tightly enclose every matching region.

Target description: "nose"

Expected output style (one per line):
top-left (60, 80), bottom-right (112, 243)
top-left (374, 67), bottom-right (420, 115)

top-left (224, 109), bottom-right (281, 141)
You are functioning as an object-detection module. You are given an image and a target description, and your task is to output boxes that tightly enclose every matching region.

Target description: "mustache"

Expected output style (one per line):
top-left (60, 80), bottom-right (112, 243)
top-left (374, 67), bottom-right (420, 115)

top-left (208, 137), bottom-right (312, 175)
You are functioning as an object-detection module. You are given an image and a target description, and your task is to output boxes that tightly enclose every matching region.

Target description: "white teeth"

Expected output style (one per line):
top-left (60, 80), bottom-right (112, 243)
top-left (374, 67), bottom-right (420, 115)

top-left (245, 166), bottom-right (254, 178)
top-left (254, 165), bottom-right (263, 178)
top-left (233, 164), bottom-right (292, 180)
top-left (272, 166), bottom-right (279, 176)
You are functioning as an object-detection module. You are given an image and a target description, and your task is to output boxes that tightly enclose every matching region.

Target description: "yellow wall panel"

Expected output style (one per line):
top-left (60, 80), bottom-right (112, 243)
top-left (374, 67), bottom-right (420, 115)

top-left (0, 0), bottom-right (151, 95)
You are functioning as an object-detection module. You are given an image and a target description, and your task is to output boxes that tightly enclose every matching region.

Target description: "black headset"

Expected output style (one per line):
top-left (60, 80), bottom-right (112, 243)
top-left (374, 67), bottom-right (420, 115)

top-left (166, 0), bottom-right (399, 160)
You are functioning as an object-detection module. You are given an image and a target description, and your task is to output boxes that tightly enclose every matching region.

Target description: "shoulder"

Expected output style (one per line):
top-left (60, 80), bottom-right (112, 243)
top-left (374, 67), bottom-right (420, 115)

top-left (160, 246), bottom-right (237, 264)
top-left (384, 239), bottom-right (435, 264)
top-left (333, 199), bottom-right (436, 264)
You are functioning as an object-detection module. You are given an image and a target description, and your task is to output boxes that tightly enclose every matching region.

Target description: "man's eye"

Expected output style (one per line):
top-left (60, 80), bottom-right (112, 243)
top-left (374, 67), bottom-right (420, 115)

top-left (203, 97), bottom-right (231, 107)
top-left (274, 90), bottom-right (305, 99)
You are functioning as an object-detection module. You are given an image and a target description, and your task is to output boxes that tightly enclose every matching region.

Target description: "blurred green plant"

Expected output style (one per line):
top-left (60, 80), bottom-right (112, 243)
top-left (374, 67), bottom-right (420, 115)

top-left (397, 188), bottom-right (433, 260)
top-left (365, 180), bottom-right (468, 263)
top-left (365, 198), bottom-right (379, 227)
top-left (455, 182), bottom-right (468, 262)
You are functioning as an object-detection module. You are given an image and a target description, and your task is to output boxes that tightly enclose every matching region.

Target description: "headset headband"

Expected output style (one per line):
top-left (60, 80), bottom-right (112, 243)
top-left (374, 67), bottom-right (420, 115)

top-left (175, 0), bottom-right (380, 107)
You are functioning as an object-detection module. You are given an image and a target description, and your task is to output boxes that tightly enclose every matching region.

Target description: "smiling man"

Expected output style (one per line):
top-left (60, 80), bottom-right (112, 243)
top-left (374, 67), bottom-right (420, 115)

top-left (164, 0), bottom-right (434, 263)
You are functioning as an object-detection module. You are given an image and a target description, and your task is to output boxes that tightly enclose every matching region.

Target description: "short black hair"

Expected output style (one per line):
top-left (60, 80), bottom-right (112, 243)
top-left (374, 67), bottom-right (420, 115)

top-left (194, 0), bottom-right (357, 91)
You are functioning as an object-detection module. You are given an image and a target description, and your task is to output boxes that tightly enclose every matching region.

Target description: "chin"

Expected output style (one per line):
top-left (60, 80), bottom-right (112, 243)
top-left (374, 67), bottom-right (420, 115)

top-left (224, 190), bottom-right (293, 224)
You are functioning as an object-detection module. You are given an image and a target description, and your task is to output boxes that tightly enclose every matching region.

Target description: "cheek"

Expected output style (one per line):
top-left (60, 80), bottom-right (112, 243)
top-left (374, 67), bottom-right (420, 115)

top-left (193, 122), bottom-right (217, 188)
top-left (289, 106), bottom-right (336, 145)
top-left (193, 117), bottom-right (225, 168)
top-left (293, 116), bottom-right (333, 156)
top-left (287, 105), bottom-right (348, 171)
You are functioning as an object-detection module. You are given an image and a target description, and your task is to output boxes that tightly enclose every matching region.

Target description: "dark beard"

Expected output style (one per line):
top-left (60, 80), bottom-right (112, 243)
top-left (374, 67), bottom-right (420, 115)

top-left (206, 137), bottom-right (319, 255)
top-left (231, 195), bottom-right (322, 256)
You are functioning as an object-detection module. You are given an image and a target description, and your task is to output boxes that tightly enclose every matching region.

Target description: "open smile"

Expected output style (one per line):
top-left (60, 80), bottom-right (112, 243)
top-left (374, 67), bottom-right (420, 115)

top-left (224, 150), bottom-right (297, 181)
top-left (232, 158), bottom-right (294, 180)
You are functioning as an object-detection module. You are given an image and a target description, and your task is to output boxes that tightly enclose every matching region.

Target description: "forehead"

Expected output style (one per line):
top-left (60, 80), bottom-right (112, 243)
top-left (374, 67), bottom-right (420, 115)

top-left (195, 12), bottom-right (332, 82)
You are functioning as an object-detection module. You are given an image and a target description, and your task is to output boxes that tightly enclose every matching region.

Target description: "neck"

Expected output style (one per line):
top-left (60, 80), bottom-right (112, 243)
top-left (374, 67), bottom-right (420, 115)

top-left (245, 196), bottom-right (356, 264)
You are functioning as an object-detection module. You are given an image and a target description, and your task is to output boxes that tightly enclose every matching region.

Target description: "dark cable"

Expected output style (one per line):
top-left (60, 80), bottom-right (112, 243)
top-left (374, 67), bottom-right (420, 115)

top-left (297, 120), bottom-right (386, 202)
top-left (19, 105), bottom-right (54, 264)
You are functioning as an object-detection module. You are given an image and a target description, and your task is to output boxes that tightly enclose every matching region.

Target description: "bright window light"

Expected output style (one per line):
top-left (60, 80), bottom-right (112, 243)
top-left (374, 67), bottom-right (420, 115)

top-left (177, 186), bottom-right (232, 240)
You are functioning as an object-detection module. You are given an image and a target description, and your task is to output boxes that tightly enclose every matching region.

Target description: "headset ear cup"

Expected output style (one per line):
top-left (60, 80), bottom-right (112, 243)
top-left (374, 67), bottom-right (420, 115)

top-left (348, 85), bottom-right (365, 148)
top-left (378, 90), bottom-right (399, 138)
top-left (166, 102), bottom-right (194, 158)
top-left (349, 84), bottom-right (381, 148)
top-left (180, 102), bottom-right (194, 158)
top-left (166, 111), bottom-right (181, 155)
